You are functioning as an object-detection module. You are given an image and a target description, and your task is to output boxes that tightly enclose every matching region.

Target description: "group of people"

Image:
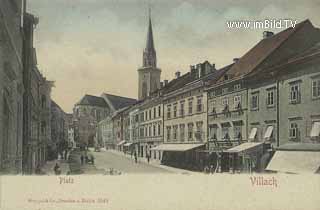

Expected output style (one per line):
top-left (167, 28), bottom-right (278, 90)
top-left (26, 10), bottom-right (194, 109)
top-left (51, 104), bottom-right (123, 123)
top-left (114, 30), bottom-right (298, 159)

top-left (80, 154), bottom-right (95, 165)
top-left (203, 165), bottom-right (216, 174)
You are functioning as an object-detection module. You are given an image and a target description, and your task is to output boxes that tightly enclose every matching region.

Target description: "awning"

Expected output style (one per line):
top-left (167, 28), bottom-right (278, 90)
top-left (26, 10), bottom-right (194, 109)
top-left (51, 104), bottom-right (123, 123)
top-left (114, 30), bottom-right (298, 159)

top-left (248, 128), bottom-right (257, 140)
top-left (151, 143), bottom-right (205, 152)
top-left (117, 140), bottom-right (126, 146)
top-left (310, 122), bottom-right (320, 137)
top-left (225, 142), bottom-right (263, 154)
top-left (124, 142), bottom-right (133, 147)
top-left (264, 126), bottom-right (274, 139)
top-left (266, 151), bottom-right (320, 174)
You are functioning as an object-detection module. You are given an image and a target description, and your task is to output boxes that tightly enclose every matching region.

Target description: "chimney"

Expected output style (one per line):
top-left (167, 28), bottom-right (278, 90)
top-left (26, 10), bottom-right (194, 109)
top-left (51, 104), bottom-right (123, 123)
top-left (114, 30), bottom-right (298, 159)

top-left (211, 63), bottom-right (216, 71)
top-left (175, 71), bottom-right (181, 79)
top-left (164, 80), bottom-right (168, 86)
top-left (263, 31), bottom-right (274, 39)
top-left (160, 82), bottom-right (164, 88)
top-left (233, 58), bottom-right (239, 63)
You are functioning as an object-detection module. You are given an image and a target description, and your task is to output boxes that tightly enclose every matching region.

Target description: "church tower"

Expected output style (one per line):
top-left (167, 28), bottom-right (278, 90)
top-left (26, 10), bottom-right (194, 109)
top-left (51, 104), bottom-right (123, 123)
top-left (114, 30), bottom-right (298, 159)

top-left (138, 9), bottom-right (161, 100)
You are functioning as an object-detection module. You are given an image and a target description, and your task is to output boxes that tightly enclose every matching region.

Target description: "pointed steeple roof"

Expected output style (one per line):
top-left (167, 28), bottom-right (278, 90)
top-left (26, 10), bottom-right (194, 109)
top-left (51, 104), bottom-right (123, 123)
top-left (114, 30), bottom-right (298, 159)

top-left (142, 7), bottom-right (157, 68)
top-left (145, 9), bottom-right (155, 53)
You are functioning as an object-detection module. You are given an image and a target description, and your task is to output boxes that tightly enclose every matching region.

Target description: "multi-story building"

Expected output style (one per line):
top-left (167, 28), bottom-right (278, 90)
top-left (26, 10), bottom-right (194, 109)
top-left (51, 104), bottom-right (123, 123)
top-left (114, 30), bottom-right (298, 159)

top-left (50, 101), bottom-right (67, 160)
top-left (205, 20), bottom-right (320, 173)
top-left (152, 61), bottom-right (215, 171)
top-left (98, 116), bottom-right (114, 149)
top-left (0, 0), bottom-right (25, 174)
top-left (136, 97), bottom-right (163, 161)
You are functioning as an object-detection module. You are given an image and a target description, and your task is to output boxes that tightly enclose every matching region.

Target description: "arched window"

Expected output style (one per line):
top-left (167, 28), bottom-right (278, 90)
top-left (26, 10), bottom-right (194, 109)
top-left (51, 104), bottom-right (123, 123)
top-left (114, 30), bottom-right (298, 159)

top-left (41, 95), bottom-right (46, 108)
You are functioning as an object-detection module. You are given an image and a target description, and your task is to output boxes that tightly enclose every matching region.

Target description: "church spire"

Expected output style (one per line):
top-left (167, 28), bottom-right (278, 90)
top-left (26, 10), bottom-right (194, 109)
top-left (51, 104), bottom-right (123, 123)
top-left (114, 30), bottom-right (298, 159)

top-left (143, 7), bottom-right (157, 68)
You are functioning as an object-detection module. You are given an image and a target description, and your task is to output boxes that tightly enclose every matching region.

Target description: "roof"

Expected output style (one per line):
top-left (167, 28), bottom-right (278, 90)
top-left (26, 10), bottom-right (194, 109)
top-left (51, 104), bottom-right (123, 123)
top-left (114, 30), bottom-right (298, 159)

top-left (204, 63), bottom-right (234, 87)
top-left (101, 93), bottom-right (137, 111)
top-left (151, 143), bottom-right (205, 152)
top-left (277, 143), bottom-right (320, 151)
top-left (77, 94), bottom-right (108, 108)
top-left (145, 16), bottom-right (155, 54)
top-left (225, 142), bottom-right (263, 153)
top-left (266, 150), bottom-right (320, 174)
top-left (225, 19), bottom-right (320, 80)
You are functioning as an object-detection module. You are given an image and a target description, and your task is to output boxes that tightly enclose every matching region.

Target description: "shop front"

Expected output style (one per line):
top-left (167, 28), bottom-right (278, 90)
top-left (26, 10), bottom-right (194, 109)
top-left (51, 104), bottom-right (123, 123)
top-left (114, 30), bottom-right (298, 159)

top-left (116, 140), bottom-right (126, 152)
top-left (224, 142), bottom-right (264, 173)
top-left (151, 143), bottom-right (205, 171)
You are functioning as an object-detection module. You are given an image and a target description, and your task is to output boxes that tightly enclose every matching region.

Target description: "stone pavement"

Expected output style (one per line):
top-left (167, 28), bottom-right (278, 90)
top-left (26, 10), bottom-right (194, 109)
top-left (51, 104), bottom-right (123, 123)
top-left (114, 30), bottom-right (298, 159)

top-left (68, 149), bottom-right (114, 175)
top-left (108, 149), bottom-right (200, 175)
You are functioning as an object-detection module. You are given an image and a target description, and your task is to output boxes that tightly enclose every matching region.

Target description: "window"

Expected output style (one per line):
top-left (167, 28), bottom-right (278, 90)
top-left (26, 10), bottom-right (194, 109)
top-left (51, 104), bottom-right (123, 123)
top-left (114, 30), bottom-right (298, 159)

top-left (222, 127), bottom-right (230, 140)
top-left (234, 126), bottom-right (242, 140)
top-left (2, 91), bottom-right (11, 162)
top-left (173, 104), bottom-right (177, 118)
top-left (222, 88), bottom-right (228, 94)
top-left (149, 126), bottom-right (152, 137)
top-left (195, 121), bottom-right (203, 141)
top-left (222, 97), bottom-right (229, 112)
top-left (210, 91), bottom-right (216, 98)
top-left (41, 95), bottom-right (46, 108)
top-left (234, 95), bottom-right (241, 109)
top-left (267, 90), bottom-right (275, 107)
top-left (145, 111), bottom-right (148, 121)
top-left (222, 97), bottom-right (229, 106)
top-left (166, 126), bottom-right (171, 141)
top-left (158, 124), bottom-right (161, 136)
top-left (209, 126), bottom-right (217, 140)
top-left (154, 107), bottom-right (156, 118)
top-left (188, 123), bottom-right (194, 140)
top-left (290, 83), bottom-right (300, 103)
top-left (167, 105), bottom-right (171, 119)
top-left (180, 124), bottom-right (185, 141)
top-left (180, 102), bottom-right (185, 116)
top-left (197, 98), bottom-right (203, 112)
top-left (312, 79), bottom-right (320, 99)
top-left (234, 84), bottom-right (241, 91)
top-left (173, 125), bottom-right (178, 140)
top-left (149, 109), bottom-right (152, 119)
top-left (289, 122), bottom-right (299, 140)
top-left (140, 128), bottom-right (144, 137)
top-left (158, 106), bottom-right (161, 117)
top-left (251, 94), bottom-right (259, 110)
top-left (188, 100), bottom-right (193, 114)
top-left (153, 125), bottom-right (156, 137)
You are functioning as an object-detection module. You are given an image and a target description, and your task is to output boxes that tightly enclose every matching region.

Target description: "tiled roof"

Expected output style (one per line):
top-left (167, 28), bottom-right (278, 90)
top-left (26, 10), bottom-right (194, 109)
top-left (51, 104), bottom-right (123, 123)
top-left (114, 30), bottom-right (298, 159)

top-left (77, 94), bottom-right (108, 108)
top-left (102, 93), bottom-right (137, 110)
top-left (225, 19), bottom-right (320, 79)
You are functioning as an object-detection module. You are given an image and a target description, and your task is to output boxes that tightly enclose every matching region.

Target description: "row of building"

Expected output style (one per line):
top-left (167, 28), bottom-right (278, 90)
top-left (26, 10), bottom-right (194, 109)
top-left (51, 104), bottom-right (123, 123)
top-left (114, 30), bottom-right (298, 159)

top-left (0, 0), bottom-right (69, 174)
top-left (73, 17), bottom-right (320, 173)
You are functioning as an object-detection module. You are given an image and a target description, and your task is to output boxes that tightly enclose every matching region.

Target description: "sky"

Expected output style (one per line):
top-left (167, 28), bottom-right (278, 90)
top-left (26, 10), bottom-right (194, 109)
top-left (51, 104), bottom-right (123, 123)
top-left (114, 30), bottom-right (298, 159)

top-left (27, 0), bottom-right (320, 113)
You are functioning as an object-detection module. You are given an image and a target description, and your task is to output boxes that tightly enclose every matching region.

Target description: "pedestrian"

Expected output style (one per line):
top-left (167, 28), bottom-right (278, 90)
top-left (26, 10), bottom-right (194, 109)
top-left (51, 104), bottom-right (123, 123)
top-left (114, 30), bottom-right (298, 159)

top-left (64, 150), bottom-right (68, 160)
top-left (90, 155), bottom-right (95, 165)
top-left (80, 155), bottom-right (84, 165)
top-left (54, 163), bottom-right (61, 175)
top-left (35, 164), bottom-right (42, 175)
top-left (147, 154), bottom-right (150, 164)
top-left (203, 165), bottom-right (209, 174)
top-left (134, 152), bottom-right (138, 164)
top-left (210, 165), bottom-right (215, 174)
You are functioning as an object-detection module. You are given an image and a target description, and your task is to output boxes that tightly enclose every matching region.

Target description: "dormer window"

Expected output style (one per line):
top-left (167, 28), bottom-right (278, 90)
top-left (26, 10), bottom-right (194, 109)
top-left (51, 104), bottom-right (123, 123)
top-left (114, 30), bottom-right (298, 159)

top-left (224, 74), bottom-right (229, 81)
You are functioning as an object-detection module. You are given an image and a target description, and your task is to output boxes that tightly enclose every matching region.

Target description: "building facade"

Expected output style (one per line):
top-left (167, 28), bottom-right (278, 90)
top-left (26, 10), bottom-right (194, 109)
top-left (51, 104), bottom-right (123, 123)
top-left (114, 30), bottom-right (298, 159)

top-left (0, 0), bottom-right (24, 174)
top-left (136, 97), bottom-right (163, 161)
